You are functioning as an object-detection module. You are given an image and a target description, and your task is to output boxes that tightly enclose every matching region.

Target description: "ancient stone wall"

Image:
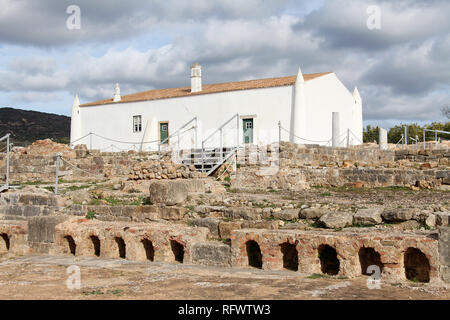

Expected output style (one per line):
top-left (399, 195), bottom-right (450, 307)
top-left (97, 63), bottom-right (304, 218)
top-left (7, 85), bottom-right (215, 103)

top-left (232, 166), bottom-right (448, 191)
top-left (230, 228), bottom-right (440, 283)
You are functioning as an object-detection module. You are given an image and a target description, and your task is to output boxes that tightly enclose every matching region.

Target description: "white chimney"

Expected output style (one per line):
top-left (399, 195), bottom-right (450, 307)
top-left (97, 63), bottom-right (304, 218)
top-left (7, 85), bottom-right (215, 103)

top-left (113, 83), bottom-right (121, 102)
top-left (190, 62), bottom-right (202, 93)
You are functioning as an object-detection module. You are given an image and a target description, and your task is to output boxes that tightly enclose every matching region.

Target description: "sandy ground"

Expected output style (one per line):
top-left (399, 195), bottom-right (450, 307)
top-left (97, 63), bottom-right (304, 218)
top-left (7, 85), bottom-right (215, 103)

top-left (0, 255), bottom-right (448, 300)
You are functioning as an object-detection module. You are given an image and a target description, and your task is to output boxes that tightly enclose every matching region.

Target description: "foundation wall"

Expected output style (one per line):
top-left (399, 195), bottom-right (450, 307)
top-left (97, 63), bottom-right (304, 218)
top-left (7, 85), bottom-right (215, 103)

top-left (230, 229), bottom-right (440, 283)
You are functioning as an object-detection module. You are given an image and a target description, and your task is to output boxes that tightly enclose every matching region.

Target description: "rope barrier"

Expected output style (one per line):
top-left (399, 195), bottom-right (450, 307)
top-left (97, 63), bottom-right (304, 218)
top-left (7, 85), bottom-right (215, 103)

top-left (280, 126), bottom-right (332, 143)
top-left (60, 156), bottom-right (104, 178)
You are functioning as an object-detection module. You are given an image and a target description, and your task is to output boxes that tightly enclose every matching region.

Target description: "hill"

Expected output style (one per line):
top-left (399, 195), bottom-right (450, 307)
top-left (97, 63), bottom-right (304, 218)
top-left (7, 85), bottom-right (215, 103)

top-left (0, 107), bottom-right (70, 146)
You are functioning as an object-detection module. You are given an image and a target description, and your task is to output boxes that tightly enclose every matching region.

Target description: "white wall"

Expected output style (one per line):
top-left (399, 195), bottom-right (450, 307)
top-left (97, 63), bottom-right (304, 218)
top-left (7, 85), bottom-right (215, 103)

top-left (77, 85), bottom-right (293, 151)
top-left (303, 73), bottom-right (363, 146)
top-left (74, 73), bottom-right (362, 151)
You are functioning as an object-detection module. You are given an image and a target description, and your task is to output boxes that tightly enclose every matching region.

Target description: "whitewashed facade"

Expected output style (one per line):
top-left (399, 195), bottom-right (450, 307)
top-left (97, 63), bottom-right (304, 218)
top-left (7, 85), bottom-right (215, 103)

top-left (70, 64), bottom-right (363, 151)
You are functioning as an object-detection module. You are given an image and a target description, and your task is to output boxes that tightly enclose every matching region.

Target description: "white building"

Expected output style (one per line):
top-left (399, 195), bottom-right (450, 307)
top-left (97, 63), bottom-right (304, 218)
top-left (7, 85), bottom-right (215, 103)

top-left (70, 63), bottom-right (363, 153)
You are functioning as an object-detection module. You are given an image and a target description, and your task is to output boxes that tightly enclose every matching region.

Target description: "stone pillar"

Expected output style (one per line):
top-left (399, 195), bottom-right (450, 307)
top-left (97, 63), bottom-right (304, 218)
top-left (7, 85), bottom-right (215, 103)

top-left (332, 112), bottom-right (340, 148)
top-left (290, 68), bottom-right (306, 144)
top-left (439, 227), bottom-right (450, 283)
top-left (70, 94), bottom-right (81, 147)
top-left (379, 127), bottom-right (388, 150)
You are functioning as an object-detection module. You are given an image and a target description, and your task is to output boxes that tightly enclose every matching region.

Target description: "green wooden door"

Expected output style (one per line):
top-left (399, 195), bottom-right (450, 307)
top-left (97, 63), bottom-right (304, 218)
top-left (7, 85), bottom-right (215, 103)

top-left (160, 122), bottom-right (169, 144)
top-left (243, 119), bottom-right (254, 144)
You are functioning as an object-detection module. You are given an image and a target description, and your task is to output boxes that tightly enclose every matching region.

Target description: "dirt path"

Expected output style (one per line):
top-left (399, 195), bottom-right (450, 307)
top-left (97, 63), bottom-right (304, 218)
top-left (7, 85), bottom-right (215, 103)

top-left (0, 255), bottom-right (448, 300)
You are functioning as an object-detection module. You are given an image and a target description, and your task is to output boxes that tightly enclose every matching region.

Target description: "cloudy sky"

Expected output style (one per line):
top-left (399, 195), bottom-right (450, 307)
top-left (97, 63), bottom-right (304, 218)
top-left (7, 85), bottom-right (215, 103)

top-left (0, 0), bottom-right (448, 129)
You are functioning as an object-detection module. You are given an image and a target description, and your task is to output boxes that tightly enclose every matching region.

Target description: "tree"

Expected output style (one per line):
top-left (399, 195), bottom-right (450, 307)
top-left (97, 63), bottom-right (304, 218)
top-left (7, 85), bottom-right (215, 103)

top-left (363, 125), bottom-right (379, 143)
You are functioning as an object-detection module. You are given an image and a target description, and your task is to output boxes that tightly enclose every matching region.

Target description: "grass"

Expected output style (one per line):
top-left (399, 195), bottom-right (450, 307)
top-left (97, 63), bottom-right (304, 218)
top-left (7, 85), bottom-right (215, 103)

top-left (82, 289), bottom-right (123, 296)
top-left (86, 211), bottom-right (97, 220)
top-left (43, 186), bottom-right (55, 193)
top-left (67, 185), bottom-right (91, 191)
top-left (320, 192), bottom-right (331, 197)
top-left (353, 223), bottom-right (376, 228)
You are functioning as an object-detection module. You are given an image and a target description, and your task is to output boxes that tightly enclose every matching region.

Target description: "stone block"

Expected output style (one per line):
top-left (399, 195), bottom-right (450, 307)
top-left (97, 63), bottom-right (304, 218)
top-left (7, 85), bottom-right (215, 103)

top-left (219, 221), bottom-right (243, 239)
top-left (272, 209), bottom-right (299, 221)
top-left (28, 216), bottom-right (70, 244)
top-left (354, 208), bottom-right (383, 225)
top-left (319, 212), bottom-right (353, 229)
top-left (190, 242), bottom-right (231, 267)
top-left (148, 180), bottom-right (188, 206)
top-left (439, 227), bottom-right (450, 283)
top-left (192, 218), bottom-right (220, 237)
top-left (299, 207), bottom-right (326, 219)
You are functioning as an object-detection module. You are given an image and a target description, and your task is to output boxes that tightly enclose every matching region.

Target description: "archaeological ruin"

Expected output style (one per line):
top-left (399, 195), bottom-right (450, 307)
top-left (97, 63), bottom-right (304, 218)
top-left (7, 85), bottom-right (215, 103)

top-left (0, 138), bottom-right (449, 287)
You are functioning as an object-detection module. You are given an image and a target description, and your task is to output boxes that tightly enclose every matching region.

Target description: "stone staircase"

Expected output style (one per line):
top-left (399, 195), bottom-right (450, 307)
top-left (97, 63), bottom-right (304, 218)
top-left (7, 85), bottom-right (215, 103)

top-left (180, 147), bottom-right (237, 175)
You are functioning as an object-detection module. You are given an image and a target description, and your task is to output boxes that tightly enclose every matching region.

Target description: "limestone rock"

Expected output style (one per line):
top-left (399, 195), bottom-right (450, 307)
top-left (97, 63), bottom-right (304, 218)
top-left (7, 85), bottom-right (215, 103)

top-left (148, 180), bottom-right (188, 206)
top-left (192, 218), bottom-right (220, 237)
top-left (425, 214), bottom-right (436, 228)
top-left (272, 209), bottom-right (299, 221)
top-left (69, 190), bottom-right (92, 205)
top-left (319, 211), bottom-right (353, 229)
top-left (354, 208), bottom-right (383, 225)
top-left (219, 221), bottom-right (243, 239)
top-left (190, 242), bottom-right (231, 267)
top-left (436, 212), bottom-right (450, 227)
top-left (299, 207), bottom-right (326, 219)
top-left (381, 208), bottom-right (421, 222)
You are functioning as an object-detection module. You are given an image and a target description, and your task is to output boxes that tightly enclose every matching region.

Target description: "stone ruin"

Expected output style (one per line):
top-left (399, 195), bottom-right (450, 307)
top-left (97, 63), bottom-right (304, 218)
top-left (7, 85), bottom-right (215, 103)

top-left (0, 139), bottom-right (449, 285)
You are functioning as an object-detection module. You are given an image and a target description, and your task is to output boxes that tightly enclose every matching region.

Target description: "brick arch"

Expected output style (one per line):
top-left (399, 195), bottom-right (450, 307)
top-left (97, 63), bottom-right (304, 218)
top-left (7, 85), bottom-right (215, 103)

top-left (0, 233), bottom-right (10, 253)
top-left (141, 237), bottom-right (155, 262)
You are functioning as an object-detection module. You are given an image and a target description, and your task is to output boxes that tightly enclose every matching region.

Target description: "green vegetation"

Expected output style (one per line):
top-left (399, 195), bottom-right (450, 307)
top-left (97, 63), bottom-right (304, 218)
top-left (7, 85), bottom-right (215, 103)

top-left (363, 121), bottom-right (450, 144)
top-left (67, 185), bottom-right (91, 192)
top-left (86, 211), bottom-right (97, 220)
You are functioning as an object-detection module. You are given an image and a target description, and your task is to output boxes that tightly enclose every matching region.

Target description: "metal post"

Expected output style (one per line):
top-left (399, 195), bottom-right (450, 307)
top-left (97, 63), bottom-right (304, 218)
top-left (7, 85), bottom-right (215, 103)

top-left (201, 141), bottom-right (205, 172)
top-left (236, 114), bottom-right (240, 149)
top-left (435, 130), bottom-right (438, 142)
top-left (158, 143), bottom-right (161, 161)
top-left (219, 128), bottom-right (223, 162)
top-left (89, 132), bottom-right (92, 150)
top-left (195, 117), bottom-right (198, 149)
top-left (177, 131), bottom-right (180, 163)
top-left (423, 130), bottom-right (426, 150)
top-left (278, 121), bottom-right (281, 145)
top-left (404, 126), bottom-right (408, 146)
top-left (6, 134), bottom-right (10, 189)
top-left (346, 128), bottom-right (350, 148)
top-left (55, 153), bottom-right (61, 195)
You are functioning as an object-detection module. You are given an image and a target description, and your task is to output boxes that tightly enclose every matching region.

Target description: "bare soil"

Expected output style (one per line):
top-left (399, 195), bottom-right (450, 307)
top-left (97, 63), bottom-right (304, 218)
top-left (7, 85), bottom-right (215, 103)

top-left (0, 255), bottom-right (448, 300)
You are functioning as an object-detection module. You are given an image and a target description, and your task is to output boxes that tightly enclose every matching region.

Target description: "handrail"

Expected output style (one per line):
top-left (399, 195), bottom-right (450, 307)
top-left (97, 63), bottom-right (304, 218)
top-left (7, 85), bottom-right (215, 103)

top-left (159, 117), bottom-right (197, 146)
top-left (158, 117), bottom-right (197, 160)
top-left (202, 113), bottom-right (239, 146)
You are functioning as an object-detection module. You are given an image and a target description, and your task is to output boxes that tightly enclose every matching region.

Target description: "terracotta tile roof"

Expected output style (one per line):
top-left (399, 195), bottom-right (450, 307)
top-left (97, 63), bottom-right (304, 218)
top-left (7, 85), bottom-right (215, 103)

top-left (80, 72), bottom-right (332, 107)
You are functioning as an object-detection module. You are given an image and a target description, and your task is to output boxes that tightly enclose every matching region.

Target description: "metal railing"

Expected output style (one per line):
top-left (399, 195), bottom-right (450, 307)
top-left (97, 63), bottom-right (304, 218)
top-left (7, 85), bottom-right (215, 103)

top-left (158, 117), bottom-right (198, 161)
top-left (423, 129), bottom-right (450, 150)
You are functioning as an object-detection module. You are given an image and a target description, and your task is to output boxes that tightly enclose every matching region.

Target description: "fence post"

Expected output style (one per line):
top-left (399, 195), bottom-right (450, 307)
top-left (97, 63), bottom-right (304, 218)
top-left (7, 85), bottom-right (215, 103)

top-left (220, 128), bottom-right (223, 162)
top-left (6, 134), bottom-right (10, 189)
top-left (346, 128), bottom-right (350, 148)
top-left (423, 130), bottom-right (426, 150)
top-left (278, 121), bottom-right (281, 146)
top-left (236, 114), bottom-right (239, 149)
top-left (55, 152), bottom-right (61, 195)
